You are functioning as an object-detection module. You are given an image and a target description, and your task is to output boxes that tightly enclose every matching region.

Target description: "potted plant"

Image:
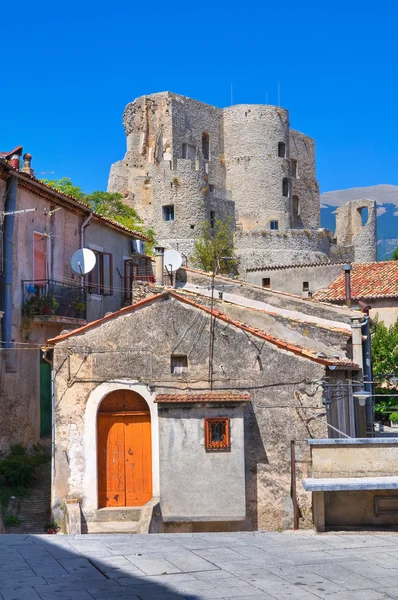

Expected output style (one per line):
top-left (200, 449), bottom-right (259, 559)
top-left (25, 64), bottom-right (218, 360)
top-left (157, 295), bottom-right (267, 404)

top-left (73, 298), bottom-right (86, 318)
top-left (40, 294), bottom-right (59, 315)
top-left (390, 413), bottom-right (398, 428)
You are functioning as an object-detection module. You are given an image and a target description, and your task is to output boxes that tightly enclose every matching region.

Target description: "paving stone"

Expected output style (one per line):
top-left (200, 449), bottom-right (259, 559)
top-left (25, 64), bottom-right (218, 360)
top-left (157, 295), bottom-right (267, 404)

top-left (0, 588), bottom-right (42, 600)
top-left (38, 592), bottom-right (95, 600)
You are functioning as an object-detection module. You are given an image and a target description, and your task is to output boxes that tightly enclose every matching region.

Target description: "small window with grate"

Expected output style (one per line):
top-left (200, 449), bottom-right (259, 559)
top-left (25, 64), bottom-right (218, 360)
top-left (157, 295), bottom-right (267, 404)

top-left (171, 354), bottom-right (188, 374)
top-left (303, 281), bottom-right (309, 291)
top-left (262, 277), bottom-right (271, 288)
top-left (205, 418), bottom-right (230, 451)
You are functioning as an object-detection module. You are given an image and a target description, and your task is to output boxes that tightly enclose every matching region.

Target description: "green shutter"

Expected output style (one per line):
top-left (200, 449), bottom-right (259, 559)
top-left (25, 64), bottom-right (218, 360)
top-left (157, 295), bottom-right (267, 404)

top-left (40, 362), bottom-right (52, 437)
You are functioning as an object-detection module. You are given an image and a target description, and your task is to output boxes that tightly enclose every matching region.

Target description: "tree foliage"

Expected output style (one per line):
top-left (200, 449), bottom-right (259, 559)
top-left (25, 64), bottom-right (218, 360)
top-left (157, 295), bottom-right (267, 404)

top-left (41, 178), bottom-right (155, 251)
top-left (371, 316), bottom-right (398, 419)
top-left (391, 246), bottom-right (398, 261)
top-left (191, 218), bottom-right (235, 274)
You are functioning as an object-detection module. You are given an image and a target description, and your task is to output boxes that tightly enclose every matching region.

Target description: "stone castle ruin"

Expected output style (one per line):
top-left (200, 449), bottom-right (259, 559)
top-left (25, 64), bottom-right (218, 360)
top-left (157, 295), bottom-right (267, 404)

top-left (108, 92), bottom-right (377, 272)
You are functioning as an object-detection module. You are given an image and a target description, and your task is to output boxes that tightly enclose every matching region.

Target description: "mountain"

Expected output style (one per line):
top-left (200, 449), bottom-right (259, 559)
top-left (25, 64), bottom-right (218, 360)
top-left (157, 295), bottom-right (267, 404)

top-left (320, 185), bottom-right (398, 260)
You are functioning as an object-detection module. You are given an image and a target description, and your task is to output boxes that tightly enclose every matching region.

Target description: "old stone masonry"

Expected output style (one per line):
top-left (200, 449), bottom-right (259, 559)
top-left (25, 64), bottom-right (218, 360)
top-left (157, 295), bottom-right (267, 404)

top-left (108, 92), bottom-right (377, 272)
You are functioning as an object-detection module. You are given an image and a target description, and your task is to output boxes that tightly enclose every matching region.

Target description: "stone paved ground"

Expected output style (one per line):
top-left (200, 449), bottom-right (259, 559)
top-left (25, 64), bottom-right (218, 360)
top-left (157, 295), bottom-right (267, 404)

top-left (3, 531), bottom-right (398, 599)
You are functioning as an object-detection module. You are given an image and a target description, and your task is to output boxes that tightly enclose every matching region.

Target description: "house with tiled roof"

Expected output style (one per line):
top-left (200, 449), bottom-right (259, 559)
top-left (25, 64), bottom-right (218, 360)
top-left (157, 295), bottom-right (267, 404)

top-left (47, 281), bottom-right (367, 534)
top-left (0, 148), bottom-right (153, 451)
top-left (314, 261), bottom-right (398, 326)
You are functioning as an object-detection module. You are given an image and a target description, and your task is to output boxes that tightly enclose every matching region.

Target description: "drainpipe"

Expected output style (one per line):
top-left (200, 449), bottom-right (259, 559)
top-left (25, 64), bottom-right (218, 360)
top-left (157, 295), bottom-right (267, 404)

top-left (154, 246), bottom-right (165, 286)
top-left (42, 350), bottom-right (55, 511)
top-left (351, 317), bottom-right (365, 437)
top-left (80, 213), bottom-right (92, 248)
top-left (2, 175), bottom-right (18, 352)
top-left (343, 264), bottom-right (352, 308)
top-left (361, 314), bottom-right (374, 437)
top-left (80, 213), bottom-right (92, 287)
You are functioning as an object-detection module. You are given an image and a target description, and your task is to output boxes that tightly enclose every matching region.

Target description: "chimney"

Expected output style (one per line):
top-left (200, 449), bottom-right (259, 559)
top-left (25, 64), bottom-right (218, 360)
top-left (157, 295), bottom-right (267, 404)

top-left (154, 246), bottom-right (165, 286)
top-left (343, 264), bottom-right (352, 308)
top-left (1, 146), bottom-right (23, 171)
top-left (21, 153), bottom-right (34, 176)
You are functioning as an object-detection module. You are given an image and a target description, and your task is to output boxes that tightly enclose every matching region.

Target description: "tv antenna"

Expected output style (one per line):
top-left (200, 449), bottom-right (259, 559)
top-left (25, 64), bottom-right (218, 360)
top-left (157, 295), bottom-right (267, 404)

top-left (164, 249), bottom-right (182, 287)
top-left (71, 248), bottom-right (96, 276)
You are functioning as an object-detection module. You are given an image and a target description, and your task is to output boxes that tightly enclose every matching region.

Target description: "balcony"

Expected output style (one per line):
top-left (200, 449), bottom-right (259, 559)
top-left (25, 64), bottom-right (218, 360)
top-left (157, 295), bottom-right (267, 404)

top-left (22, 279), bottom-right (87, 322)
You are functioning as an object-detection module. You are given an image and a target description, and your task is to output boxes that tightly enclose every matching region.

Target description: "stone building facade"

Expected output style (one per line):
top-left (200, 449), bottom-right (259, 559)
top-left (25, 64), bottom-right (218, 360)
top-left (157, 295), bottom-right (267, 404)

top-left (108, 92), bottom-right (377, 271)
top-left (48, 288), bottom-right (362, 533)
top-left (0, 152), bottom-right (149, 452)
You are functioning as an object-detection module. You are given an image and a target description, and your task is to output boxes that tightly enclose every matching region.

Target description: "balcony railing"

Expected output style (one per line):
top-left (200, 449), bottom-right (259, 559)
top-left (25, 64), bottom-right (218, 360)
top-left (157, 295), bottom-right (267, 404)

top-left (22, 279), bottom-right (87, 321)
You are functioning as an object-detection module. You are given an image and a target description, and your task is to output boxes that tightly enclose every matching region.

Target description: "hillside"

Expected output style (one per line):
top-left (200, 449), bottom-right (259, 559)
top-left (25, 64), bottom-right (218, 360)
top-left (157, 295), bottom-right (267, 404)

top-left (320, 184), bottom-right (398, 260)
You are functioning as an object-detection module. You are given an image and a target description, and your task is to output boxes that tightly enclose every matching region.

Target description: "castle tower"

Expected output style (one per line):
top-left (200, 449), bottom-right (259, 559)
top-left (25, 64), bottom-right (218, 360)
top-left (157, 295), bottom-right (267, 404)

top-left (108, 92), bottom-right (374, 272)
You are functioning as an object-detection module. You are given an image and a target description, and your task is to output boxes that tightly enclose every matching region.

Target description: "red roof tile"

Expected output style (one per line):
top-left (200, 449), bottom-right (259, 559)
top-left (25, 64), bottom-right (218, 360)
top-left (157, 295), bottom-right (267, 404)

top-left (155, 391), bottom-right (251, 403)
top-left (314, 262), bottom-right (398, 302)
top-left (47, 291), bottom-right (358, 369)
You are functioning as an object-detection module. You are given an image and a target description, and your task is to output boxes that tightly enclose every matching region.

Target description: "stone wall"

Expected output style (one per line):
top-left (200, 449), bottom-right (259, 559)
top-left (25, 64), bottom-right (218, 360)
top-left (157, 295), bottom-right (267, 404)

top-left (235, 228), bottom-right (331, 270)
top-left (244, 263), bottom-right (345, 296)
top-left (223, 105), bottom-right (291, 230)
top-left (108, 92), bottom-right (376, 273)
top-left (51, 295), bottom-right (332, 531)
top-left (334, 198), bottom-right (377, 263)
top-left (289, 129), bottom-right (319, 229)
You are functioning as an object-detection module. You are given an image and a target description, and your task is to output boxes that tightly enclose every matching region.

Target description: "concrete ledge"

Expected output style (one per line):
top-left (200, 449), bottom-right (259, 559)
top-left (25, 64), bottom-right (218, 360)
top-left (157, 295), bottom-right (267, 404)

top-left (308, 438), bottom-right (398, 445)
top-left (303, 476), bottom-right (398, 492)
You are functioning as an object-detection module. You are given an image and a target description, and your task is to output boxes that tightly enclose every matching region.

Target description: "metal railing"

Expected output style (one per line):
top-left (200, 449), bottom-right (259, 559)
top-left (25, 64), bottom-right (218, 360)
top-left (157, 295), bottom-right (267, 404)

top-left (22, 279), bottom-right (87, 320)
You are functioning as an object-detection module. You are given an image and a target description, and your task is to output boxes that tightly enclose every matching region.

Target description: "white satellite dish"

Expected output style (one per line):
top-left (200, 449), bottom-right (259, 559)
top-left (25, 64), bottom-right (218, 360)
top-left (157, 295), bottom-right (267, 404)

top-left (71, 248), bottom-right (97, 275)
top-left (164, 249), bottom-right (182, 272)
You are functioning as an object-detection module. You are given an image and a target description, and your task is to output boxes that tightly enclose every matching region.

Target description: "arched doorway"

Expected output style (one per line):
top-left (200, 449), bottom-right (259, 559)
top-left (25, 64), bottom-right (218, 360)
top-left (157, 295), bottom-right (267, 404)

top-left (97, 390), bottom-right (152, 508)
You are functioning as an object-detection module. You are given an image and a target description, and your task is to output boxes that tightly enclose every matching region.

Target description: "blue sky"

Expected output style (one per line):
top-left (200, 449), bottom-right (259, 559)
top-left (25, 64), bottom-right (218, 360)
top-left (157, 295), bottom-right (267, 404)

top-left (1, 0), bottom-right (397, 194)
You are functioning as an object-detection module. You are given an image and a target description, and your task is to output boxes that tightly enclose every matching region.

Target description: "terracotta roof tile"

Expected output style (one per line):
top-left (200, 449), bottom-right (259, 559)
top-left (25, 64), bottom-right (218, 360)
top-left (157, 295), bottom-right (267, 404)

top-left (155, 391), bottom-right (251, 403)
top-left (314, 262), bottom-right (398, 302)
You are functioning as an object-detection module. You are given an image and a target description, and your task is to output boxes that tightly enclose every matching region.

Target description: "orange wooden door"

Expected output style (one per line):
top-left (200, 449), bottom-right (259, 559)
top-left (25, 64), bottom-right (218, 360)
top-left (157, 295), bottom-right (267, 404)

top-left (97, 412), bottom-right (152, 508)
top-left (98, 414), bottom-right (126, 507)
top-left (125, 413), bottom-right (152, 506)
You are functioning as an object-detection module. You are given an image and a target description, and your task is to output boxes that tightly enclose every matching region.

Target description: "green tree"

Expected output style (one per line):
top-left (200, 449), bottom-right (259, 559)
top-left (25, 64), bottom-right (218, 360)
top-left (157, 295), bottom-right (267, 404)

top-left (191, 218), bottom-right (235, 274)
top-left (371, 316), bottom-right (398, 419)
top-left (391, 246), bottom-right (398, 260)
top-left (42, 177), bottom-right (87, 203)
top-left (41, 178), bottom-right (155, 251)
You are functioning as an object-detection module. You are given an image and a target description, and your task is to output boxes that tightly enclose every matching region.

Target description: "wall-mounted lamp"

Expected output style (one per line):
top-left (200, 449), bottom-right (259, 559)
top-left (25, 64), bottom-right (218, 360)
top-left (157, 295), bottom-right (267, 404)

top-left (352, 390), bottom-right (372, 407)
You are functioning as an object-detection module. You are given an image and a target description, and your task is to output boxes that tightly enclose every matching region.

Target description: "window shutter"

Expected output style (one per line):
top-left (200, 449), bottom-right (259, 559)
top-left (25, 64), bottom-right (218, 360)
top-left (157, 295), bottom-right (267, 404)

top-left (34, 233), bottom-right (47, 283)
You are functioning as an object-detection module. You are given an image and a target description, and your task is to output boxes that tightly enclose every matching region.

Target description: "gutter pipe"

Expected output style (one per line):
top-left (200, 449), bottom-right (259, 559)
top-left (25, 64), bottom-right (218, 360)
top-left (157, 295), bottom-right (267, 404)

top-left (80, 213), bottom-right (92, 287)
top-left (2, 175), bottom-right (18, 351)
top-left (361, 315), bottom-right (374, 436)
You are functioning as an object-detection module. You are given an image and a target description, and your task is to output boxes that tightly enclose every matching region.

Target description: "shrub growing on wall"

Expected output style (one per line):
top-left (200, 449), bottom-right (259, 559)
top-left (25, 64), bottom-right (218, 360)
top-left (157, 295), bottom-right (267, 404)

top-left (191, 218), bottom-right (235, 274)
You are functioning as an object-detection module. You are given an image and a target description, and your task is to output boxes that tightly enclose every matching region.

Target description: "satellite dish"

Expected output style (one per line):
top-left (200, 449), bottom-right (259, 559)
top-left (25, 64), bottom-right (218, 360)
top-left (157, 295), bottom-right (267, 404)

top-left (164, 249), bottom-right (182, 272)
top-left (71, 248), bottom-right (96, 275)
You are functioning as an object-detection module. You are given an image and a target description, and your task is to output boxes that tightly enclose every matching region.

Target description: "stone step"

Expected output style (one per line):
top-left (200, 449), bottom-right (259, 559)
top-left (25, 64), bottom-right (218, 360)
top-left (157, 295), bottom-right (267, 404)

top-left (86, 507), bottom-right (142, 522)
top-left (83, 520), bottom-right (139, 534)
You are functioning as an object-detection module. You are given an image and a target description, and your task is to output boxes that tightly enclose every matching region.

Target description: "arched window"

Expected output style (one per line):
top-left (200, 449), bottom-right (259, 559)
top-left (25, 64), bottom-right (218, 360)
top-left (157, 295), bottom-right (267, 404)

top-left (202, 132), bottom-right (210, 160)
top-left (278, 142), bottom-right (286, 158)
top-left (282, 178), bottom-right (289, 197)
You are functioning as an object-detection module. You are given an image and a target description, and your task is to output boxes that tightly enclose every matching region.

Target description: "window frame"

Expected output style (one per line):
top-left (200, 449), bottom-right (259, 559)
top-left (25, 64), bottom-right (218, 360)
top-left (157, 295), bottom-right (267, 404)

top-left (270, 220), bottom-right (279, 231)
top-left (278, 142), bottom-right (286, 158)
top-left (202, 132), bottom-right (210, 160)
top-left (303, 281), bottom-right (309, 292)
top-left (171, 354), bottom-right (188, 375)
top-left (262, 277), bottom-right (271, 289)
top-left (162, 205), bottom-right (175, 222)
top-left (88, 250), bottom-right (113, 296)
top-left (282, 177), bottom-right (289, 197)
top-left (205, 418), bottom-right (231, 451)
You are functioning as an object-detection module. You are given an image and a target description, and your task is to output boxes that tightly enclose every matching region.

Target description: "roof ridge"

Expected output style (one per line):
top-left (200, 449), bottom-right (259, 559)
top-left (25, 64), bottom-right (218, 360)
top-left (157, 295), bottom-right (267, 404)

top-left (48, 290), bottom-right (357, 368)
